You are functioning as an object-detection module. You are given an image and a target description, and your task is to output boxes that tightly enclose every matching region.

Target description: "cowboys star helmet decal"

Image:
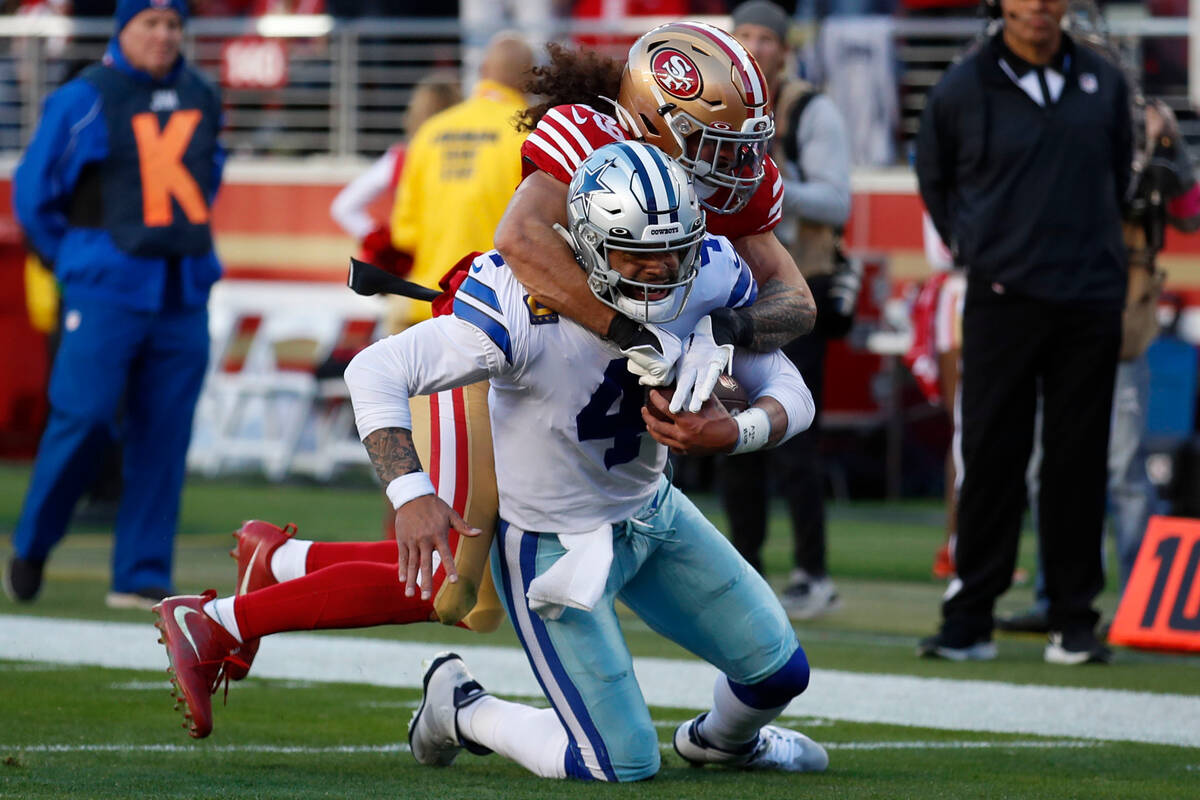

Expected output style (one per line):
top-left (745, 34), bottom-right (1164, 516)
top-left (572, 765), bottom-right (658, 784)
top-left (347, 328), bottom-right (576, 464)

top-left (571, 158), bottom-right (616, 216)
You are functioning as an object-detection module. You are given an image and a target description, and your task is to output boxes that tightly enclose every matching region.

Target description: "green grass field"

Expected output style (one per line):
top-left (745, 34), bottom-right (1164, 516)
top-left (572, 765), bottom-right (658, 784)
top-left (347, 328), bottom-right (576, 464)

top-left (2, 462), bottom-right (1198, 799)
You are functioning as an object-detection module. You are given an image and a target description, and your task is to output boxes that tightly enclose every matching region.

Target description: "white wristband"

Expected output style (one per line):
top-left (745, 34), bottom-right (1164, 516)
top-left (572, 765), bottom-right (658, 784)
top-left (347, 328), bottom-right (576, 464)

top-left (731, 407), bottom-right (772, 454)
top-left (385, 471), bottom-right (436, 510)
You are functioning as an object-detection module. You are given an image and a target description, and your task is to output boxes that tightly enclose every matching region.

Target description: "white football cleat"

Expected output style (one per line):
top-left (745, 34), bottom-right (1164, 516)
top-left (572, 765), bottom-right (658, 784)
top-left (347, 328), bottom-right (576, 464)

top-left (674, 713), bottom-right (757, 766)
top-left (781, 573), bottom-right (843, 621)
top-left (408, 651), bottom-right (490, 767)
top-left (674, 713), bottom-right (828, 773)
top-left (742, 725), bottom-right (829, 772)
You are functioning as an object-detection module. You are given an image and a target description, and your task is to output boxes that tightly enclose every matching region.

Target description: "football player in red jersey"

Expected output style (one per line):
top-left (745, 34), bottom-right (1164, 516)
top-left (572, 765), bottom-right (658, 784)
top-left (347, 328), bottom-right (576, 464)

top-left (432, 23), bottom-right (818, 632)
top-left (422, 22), bottom-right (817, 624)
top-left (497, 21), bottom-right (816, 382)
top-left (150, 24), bottom-right (816, 741)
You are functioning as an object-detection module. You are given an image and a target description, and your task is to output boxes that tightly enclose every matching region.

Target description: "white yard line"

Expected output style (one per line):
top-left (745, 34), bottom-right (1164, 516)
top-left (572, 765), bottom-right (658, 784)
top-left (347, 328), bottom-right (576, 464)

top-left (2, 614), bottom-right (1198, 748)
top-left (826, 740), bottom-right (1100, 751)
top-left (7, 740), bottom-right (1103, 755)
top-left (15, 743), bottom-right (411, 754)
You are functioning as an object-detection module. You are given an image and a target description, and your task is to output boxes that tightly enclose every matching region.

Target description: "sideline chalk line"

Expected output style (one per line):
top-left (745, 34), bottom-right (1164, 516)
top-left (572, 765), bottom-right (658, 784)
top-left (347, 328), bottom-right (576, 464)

top-left (2, 614), bottom-right (1197, 748)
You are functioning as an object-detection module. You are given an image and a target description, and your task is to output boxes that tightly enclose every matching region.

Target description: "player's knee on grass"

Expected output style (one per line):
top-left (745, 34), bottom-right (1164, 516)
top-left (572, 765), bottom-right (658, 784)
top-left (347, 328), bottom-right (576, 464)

top-left (564, 722), bottom-right (660, 782)
top-left (615, 720), bottom-right (661, 781)
top-left (730, 646), bottom-right (811, 708)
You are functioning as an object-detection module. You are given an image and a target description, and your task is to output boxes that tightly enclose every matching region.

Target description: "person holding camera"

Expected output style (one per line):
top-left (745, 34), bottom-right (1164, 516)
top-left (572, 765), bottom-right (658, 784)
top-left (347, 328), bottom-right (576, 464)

top-left (724, 2), bottom-right (858, 619)
top-left (915, 0), bottom-right (1132, 664)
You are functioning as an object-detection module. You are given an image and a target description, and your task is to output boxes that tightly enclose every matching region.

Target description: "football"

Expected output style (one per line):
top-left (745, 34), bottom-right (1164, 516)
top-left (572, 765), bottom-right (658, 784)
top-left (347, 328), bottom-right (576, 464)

top-left (646, 374), bottom-right (749, 421)
top-left (711, 373), bottom-right (750, 413)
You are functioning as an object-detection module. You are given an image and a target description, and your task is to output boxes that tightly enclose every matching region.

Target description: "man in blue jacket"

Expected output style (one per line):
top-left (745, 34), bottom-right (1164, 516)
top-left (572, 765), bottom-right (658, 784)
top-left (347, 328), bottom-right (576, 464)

top-left (5, 0), bottom-right (224, 609)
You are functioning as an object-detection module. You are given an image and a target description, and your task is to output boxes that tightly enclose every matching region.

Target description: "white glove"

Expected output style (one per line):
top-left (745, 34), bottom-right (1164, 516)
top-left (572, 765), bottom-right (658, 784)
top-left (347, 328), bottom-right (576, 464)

top-left (620, 323), bottom-right (681, 387)
top-left (671, 315), bottom-right (734, 413)
top-left (829, 256), bottom-right (863, 318)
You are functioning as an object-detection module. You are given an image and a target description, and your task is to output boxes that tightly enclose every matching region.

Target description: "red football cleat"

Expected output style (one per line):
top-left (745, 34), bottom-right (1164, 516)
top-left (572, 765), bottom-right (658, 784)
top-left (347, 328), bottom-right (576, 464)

top-left (153, 590), bottom-right (248, 739)
top-left (227, 520), bottom-right (297, 680)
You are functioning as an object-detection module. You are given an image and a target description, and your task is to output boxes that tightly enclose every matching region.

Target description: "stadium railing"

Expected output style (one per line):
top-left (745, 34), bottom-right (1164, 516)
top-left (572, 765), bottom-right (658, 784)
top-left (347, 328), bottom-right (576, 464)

top-left (0, 14), bottom-right (1193, 161)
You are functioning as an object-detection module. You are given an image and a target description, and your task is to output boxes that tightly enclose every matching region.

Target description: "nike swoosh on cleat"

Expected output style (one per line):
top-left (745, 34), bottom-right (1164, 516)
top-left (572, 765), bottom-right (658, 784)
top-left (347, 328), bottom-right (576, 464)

top-left (173, 605), bottom-right (204, 661)
top-left (238, 541), bottom-right (264, 596)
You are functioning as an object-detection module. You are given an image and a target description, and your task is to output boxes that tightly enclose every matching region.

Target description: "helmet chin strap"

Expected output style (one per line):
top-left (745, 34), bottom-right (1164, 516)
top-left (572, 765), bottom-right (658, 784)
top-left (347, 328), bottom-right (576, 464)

top-left (600, 95), bottom-right (639, 138)
top-left (551, 222), bottom-right (575, 247)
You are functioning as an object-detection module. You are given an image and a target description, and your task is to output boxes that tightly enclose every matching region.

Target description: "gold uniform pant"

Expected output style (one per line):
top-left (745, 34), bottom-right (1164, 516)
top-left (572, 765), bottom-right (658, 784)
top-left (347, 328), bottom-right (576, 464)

top-left (408, 381), bottom-right (503, 632)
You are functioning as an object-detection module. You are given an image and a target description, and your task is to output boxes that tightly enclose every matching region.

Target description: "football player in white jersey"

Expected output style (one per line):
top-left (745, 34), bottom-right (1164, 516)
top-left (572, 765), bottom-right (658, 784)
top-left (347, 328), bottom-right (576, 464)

top-left (343, 141), bottom-right (827, 782)
top-left (406, 24), bottom-right (820, 632)
top-left (320, 23), bottom-right (816, 638)
top-left (145, 137), bottom-right (820, 753)
top-left (497, 22), bottom-right (817, 389)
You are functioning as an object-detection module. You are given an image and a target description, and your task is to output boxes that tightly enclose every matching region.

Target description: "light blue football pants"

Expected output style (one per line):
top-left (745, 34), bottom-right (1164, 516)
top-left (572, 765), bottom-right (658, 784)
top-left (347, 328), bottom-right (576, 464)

top-left (492, 476), bottom-right (800, 782)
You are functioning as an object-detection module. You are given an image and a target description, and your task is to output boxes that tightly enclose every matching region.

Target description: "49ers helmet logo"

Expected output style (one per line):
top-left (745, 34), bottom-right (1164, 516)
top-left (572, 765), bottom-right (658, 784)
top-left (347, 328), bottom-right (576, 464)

top-left (650, 48), bottom-right (702, 100)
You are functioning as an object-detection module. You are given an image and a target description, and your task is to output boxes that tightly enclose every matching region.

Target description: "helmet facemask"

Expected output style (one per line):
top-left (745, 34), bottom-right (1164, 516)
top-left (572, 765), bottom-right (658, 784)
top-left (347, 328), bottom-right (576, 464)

top-left (574, 217), bottom-right (704, 324)
top-left (566, 141), bottom-right (706, 325)
top-left (670, 112), bottom-right (772, 214)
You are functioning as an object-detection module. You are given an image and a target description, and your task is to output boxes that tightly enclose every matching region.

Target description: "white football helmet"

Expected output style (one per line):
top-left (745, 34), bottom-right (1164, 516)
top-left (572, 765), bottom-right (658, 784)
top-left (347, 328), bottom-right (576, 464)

top-left (566, 141), bottom-right (706, 324)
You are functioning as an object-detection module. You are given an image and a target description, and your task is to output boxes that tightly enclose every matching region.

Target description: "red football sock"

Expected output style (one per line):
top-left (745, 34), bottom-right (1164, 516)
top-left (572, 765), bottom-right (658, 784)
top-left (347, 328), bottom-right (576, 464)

top-left (234, 561), bottom-right (434, 640)
top-left (305, 540), bottom-right (398, 572)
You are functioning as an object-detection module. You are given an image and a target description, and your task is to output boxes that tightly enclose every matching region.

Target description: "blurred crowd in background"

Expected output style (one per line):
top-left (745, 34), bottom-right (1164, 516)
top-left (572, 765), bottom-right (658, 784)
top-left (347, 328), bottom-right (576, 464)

top-left (3, 1), bottom-right (1198, 164)
top-left (2, 1), bottom-right (1197, 501)
top-left (0, 0), bottom-right (1195, 652)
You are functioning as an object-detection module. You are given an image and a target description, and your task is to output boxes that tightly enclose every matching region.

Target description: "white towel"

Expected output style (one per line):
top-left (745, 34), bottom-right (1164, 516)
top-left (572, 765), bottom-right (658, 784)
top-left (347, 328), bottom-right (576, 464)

top-left (526, 523), bottom-right (614, 621)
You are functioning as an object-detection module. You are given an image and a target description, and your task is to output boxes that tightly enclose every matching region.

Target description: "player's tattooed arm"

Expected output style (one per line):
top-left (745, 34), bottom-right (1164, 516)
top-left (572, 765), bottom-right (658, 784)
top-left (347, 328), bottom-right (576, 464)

top-left (722, 230), bottom-right (817, 351)
top-left (362, 427), bottom-right (422, 484)
top-left (363, 425), bottom-right (478, 599)
top-left (742, 278), bottom-right (817, 351)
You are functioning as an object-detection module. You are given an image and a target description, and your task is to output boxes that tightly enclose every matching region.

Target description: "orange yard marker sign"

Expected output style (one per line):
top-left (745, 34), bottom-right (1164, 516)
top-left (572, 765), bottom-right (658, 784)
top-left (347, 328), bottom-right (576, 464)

top-left (1109, 516), bottom-right (1200, 652)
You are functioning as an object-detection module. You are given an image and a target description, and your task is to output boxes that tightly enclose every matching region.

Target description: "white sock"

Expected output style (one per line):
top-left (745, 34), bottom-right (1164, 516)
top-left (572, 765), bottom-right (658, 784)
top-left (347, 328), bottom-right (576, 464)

top-left (269, 539), bottom-right (313, 583)
top-left (698, 676), bottom-right (786, 751)
top-left (457, 696), bottom-right (568, 779)
top-left (202, 596), bottom-right (243, 643)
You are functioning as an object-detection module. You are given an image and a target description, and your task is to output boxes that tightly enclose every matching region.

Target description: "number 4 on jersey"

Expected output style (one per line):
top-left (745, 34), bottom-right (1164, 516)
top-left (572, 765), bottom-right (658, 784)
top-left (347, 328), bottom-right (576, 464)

top-left (576, 359), bottom-right (646, 469)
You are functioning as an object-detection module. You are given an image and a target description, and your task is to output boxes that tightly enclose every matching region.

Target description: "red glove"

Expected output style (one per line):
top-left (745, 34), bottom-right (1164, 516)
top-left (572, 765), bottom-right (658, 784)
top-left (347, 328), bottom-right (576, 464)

top-left (430, 251), bottom-right (483, 318)
top-left (360, 225), bottom-right (414, 277)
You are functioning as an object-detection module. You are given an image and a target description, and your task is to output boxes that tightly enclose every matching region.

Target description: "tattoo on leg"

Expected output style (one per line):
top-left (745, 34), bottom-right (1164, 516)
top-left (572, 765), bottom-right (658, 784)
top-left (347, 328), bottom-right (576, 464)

top-left (363, 427), bottom-right (422, 484)
top-left (746, 278), bottom-right (817, 350)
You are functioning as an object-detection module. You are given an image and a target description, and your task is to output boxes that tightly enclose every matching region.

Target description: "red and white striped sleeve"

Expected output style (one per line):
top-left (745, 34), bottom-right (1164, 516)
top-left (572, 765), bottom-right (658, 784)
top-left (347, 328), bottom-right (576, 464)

top-left (520, 104), bottom-right (628, 183)
top-left (761, 157), bottom-right (784, 231)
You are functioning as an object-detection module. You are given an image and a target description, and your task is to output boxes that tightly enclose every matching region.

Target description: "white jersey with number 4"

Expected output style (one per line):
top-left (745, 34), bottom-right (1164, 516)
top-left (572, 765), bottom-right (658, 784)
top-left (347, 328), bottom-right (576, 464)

top-left (348, 236), bottom-right (812, 533)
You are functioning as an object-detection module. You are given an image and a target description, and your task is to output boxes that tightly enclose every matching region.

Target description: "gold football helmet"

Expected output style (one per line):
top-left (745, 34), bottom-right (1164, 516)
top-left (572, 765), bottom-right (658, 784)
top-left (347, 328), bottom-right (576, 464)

top-left (615, 21), bottom-right (774, 214)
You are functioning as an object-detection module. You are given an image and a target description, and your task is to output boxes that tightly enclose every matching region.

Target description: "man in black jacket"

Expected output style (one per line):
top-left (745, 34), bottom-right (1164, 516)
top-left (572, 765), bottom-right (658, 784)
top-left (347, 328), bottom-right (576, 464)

top-left (915, 0), bottom-right (1131, 664)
